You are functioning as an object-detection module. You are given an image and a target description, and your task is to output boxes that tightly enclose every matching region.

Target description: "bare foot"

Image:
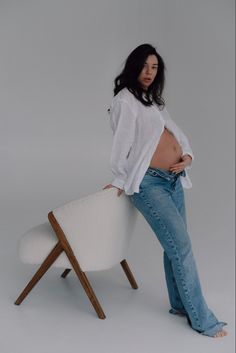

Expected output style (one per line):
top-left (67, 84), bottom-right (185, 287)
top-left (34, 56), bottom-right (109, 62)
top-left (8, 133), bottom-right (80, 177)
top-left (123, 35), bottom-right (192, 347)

top-left (213, 329), bottom-right (228, 338)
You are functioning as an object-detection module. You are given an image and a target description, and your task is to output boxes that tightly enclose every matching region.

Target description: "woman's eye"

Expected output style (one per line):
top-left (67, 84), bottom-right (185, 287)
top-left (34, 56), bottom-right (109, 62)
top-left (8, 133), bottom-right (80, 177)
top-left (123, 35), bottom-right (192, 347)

top-left (143, 64), bottom-right (158, 70)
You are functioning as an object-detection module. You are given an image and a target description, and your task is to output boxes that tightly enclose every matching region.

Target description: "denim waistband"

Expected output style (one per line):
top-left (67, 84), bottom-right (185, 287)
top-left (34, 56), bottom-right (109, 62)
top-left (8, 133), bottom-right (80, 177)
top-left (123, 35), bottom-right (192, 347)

top-left (146, 167), bottom-right (186, 180)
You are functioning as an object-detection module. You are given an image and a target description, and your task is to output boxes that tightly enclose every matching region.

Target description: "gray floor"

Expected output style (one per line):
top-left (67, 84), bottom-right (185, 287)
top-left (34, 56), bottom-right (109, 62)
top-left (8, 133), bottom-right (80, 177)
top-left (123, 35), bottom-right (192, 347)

top-left (1, 214), bottom-right (234, 353)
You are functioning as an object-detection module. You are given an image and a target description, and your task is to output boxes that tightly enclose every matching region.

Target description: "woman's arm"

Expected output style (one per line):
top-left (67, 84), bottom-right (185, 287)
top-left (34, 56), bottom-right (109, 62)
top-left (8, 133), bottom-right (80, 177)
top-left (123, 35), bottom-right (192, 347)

top-left (109, 98), bottom-right (137, 189)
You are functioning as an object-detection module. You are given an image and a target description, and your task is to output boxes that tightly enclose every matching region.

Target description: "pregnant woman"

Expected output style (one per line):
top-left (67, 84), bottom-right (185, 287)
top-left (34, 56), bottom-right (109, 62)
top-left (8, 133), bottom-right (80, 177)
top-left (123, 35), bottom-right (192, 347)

top-left (103, 43), bottom-right (228, 337)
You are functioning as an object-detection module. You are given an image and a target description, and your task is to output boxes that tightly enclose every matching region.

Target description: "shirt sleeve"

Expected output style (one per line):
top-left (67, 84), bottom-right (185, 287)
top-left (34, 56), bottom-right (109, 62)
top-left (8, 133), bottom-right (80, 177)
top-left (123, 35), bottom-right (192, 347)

top-left (162, 107), bottom-right (194, 170)
top-left (109, 99), bottom-right (137, 189)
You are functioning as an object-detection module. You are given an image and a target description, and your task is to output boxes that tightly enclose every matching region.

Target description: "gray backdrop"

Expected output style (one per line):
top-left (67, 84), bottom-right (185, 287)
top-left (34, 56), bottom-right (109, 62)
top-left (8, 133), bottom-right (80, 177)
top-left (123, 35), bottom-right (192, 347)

top-left (0, 1), bottom-right (234, 352)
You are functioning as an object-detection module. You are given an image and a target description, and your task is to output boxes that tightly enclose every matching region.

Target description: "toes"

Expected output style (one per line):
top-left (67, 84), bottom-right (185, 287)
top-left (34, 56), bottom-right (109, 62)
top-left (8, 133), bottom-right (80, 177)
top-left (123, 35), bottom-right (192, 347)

top-left (213, 330), bottom-right (227, 338)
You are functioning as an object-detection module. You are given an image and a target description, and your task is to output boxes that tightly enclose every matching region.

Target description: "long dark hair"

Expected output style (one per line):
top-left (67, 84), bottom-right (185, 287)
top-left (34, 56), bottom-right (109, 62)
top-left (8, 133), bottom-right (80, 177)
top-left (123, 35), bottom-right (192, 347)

top-left (114, 43), bottom-right (166, 108)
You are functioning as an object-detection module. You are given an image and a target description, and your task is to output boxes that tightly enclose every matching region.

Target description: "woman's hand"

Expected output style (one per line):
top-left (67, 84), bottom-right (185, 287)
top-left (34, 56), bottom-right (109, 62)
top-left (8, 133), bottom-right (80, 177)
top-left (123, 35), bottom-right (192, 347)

top-left (169, 154), bottom-right (192, 174)
top-left (102, 184), bottom-right (124, 197)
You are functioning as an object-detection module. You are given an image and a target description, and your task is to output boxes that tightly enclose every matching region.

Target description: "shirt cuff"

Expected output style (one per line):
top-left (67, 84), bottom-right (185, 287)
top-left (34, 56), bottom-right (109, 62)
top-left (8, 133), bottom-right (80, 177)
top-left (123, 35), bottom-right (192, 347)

top-left (111, 178), bottom-right (125, 190)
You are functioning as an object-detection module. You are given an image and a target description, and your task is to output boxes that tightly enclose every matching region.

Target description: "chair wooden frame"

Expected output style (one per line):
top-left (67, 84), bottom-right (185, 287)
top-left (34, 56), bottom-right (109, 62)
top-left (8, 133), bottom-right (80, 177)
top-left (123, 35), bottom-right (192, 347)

top-left (15, 211), bottom-right (138, 319)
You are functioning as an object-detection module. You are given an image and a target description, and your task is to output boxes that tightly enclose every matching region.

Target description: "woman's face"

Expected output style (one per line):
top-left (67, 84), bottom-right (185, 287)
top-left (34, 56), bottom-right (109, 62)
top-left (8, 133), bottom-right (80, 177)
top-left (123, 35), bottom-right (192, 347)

top-left (137, 54), bottom-right (158, 90)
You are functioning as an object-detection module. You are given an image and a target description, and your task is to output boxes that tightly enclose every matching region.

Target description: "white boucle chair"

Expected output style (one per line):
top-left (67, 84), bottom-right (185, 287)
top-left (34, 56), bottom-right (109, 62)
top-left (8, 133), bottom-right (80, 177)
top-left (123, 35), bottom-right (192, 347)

top-left (15, 188), bottom-right (138, 319)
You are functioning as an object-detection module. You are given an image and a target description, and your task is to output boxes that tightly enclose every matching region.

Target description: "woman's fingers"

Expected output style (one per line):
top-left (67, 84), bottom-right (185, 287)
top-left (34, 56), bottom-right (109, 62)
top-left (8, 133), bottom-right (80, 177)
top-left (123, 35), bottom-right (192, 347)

top-left (170, 161), bottom-right (184, 169)
top-left (170, 167), bottom-right (184, 173)
top-left (117, 189), bottom-right (124, 196)
top-left (103, 184), bottom-right (113, 189)
top-left (103, 184), bottom-right (124, 197)
top-left (102, 185), bottom-right (109, 189)
top-left (170, 161), bottom-right (185, 173)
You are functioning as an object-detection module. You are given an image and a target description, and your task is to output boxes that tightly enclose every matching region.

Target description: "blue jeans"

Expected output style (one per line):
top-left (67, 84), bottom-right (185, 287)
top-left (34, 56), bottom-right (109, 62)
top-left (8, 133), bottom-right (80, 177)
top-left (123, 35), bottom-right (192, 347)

top-left (128, 167), bottom-right (227, 336)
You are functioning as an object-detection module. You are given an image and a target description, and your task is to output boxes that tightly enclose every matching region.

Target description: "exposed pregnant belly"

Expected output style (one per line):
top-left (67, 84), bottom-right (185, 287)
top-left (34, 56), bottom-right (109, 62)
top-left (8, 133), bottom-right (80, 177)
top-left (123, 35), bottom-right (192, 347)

top-left (149, 127), bottom-right (183, 171)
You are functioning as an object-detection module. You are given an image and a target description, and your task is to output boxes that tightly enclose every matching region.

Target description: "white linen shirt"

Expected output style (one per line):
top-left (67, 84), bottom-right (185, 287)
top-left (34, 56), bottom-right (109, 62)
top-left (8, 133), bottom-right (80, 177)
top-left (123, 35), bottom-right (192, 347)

top-left (108, 87), bottom-right (194, 195)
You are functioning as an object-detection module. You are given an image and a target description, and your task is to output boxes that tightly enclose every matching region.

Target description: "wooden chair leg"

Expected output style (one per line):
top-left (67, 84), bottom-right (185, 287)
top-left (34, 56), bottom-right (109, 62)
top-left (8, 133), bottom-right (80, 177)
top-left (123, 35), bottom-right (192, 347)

top-left (61, 269), bottom-right (71, 278)
top-left (60, 252), bottom-right (106, 320)
top-left (48, 211), bottom-right (106, 319)
top-left (15, 242), bottom-right (63, 305)
top-left (120, 259), bottom-right (138, 289)
top-left (73, 266), bottom-right (106, 319)
top-left (61, 263), bottom-right (106, 319)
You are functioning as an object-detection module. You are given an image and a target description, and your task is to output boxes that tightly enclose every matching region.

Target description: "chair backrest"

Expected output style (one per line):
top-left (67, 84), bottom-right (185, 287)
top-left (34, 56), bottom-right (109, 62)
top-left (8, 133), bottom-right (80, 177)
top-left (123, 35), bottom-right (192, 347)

top-left (52, 188), bottom-right (138, 271)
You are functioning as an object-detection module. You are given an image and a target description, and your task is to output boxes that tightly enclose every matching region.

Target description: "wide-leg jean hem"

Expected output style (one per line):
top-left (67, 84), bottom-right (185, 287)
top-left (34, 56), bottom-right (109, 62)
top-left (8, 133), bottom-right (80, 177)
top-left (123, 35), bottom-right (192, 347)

top-left (169, 308), bottom-right (228, 336)
top-left (187, 316), bottom-right (228, 337)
